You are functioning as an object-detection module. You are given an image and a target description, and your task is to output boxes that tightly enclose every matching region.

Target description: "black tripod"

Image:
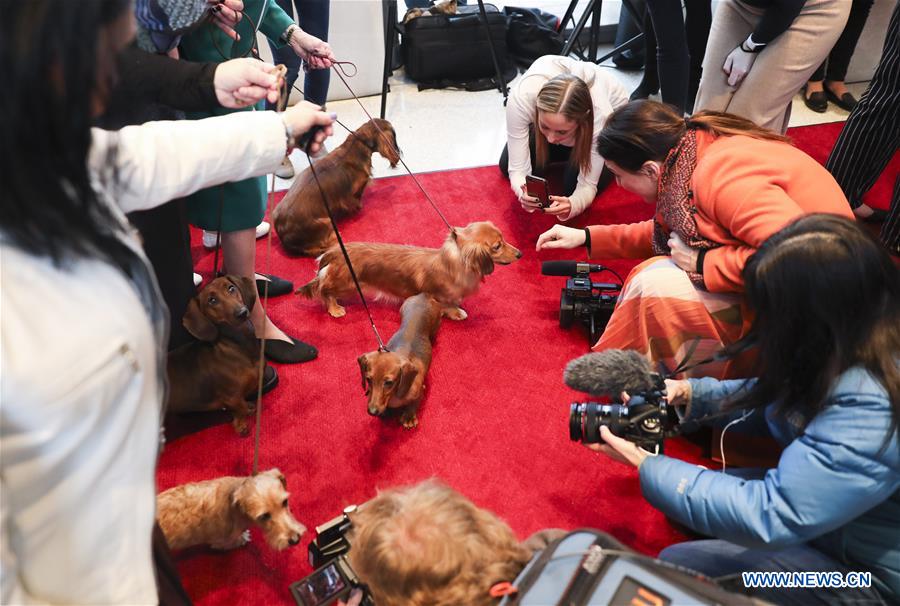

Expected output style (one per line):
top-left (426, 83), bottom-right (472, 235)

top-left (380, 0), bottom-right (509, 119)
top-left (559, 0), bottom-right (644, 65)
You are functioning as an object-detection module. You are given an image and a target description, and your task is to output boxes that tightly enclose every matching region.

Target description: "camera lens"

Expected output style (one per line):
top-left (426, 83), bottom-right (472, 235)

top-left (569, 402), bottom-right (607, 444)
top-left (568, 403), bottom-right (584, 441)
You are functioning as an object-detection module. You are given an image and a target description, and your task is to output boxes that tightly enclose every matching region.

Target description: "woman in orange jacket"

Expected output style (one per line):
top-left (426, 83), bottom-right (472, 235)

top-left (537, 100), bottom-right (854, 378)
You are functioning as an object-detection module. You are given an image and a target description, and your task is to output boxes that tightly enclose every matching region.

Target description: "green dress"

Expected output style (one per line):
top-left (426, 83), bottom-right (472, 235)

top-left (178, 0), bottom-right (294, 232)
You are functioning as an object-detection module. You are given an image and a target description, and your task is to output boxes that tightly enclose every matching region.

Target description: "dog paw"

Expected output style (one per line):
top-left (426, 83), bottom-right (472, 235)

top-left (444, 307), bottom-right (468, 321)
top-left (328, 305), bottom-right (347, 318)
top-left (401, 416), bottom-right (419, 429)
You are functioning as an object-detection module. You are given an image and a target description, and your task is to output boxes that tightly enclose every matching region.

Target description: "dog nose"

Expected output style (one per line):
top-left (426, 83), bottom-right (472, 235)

top-left (236, 306), bottom-right (249, 320)
top-left (289, 535), bottom-right (300, 546)
top-left (368, 407), bottom-right (380, 417)
top-left (515, 249), bottom-right (523, 259)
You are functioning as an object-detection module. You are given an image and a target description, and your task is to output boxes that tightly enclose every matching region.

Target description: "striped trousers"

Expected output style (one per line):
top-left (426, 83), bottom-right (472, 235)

top-left (825, 0), bottom-right (900, 255)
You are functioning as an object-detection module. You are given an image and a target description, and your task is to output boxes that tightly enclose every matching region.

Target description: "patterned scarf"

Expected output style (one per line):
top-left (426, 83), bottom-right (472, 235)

top-left (651, 128), bottom-right (719, 287)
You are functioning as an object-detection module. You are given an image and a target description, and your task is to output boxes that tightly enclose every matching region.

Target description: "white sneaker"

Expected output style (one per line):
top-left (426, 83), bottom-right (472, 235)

top-left (192, 272), bottom-right (202, 287)
top-left (202, 221), bottom-right (270, 249)
top-left (275, 156), bottom-right (295, 179)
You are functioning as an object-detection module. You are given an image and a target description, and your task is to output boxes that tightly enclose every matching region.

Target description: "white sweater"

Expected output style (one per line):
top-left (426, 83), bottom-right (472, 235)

top-left (505, 55), bottom-right (629, 220)
top-left (0, 111), bottom-right (286, 604)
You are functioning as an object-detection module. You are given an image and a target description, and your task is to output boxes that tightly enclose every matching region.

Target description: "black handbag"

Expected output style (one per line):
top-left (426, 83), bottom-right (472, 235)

top-left (503, 6), bottom-right (564, 68)
top-left (400, 4), bottom-right (516, 88)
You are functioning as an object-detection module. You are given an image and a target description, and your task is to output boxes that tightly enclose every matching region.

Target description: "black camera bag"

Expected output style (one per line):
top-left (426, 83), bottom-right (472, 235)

top-left (400, 4), bottom-right (516, 88)
top-left (498, 529), bottom-right (761, 605)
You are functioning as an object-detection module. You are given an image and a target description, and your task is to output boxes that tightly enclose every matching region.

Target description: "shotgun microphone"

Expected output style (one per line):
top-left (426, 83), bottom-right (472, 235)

top-left (564, 349), bottom-right (659, 397)
top-left (540, 260), bottom-right (607, 277)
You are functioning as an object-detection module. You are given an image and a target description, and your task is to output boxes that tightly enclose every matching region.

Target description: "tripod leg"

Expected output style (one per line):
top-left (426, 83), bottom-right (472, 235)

top-left (380, 0), bottom-right (396, 119)
top-left (561, 0), bottom-right (598, 58)
top-left (476, 0), bottom-right (507, 101)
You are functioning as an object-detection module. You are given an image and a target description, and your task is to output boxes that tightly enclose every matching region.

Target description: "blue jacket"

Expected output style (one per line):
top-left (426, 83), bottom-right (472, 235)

top-left (639, 367), bottom-right (900, 599)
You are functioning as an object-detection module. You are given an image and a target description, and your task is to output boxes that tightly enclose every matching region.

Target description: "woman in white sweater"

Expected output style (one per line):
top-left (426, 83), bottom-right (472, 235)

top-left (0, 1), bottom-right (332, 603)
top-left (499, 55), bottom-right (630, 221)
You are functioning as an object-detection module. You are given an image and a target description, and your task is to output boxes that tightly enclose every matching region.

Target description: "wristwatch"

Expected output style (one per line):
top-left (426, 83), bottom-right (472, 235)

top-left (739, 35), bottom-right (765, 53)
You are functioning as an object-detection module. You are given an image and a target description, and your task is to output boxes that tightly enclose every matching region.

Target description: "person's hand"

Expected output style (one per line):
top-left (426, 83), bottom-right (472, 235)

top-left (207, 0), bottom-right (244, 41)
top-left (289, 28), bottom-right (335, 69)
top-left (518, 185), bottom-right (542, 213)
top-left (282, 100), bottom-right (335, 154)
top-left (214, 58), bottom-right (282, 108)
top-left (535, 224), bottom-right (586, 250)
top-left (667, 232), bottom-right (698, 273)
top-left (545, 195), bottom-right (571, 217)
top-left (336, 588), bottom-right (363, 606)
top-left (664, 378), bottom-right (692, 409)
top-left (722, 44), bottom-right (757, 87)
top-left (585, 426), bottom-right (651, 468)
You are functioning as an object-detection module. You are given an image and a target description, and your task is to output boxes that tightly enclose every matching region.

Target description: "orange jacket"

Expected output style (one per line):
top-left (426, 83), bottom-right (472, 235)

top-left (587, 131), bottom-right (854, 292)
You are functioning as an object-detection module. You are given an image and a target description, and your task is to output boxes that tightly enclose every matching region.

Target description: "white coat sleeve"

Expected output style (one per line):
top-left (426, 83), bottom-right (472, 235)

top-left (505, 86), bottom-right (535, 198)
top-left (89, 111), bottom-right (288, 214)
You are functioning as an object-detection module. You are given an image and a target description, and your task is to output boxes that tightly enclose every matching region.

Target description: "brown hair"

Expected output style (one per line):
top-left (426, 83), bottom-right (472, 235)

top-left (596, 100), bottom-right (791, 172)
top-left (347, 480), bottom-right (533, 606)
top-left (534, 73), bottom-right (595, 175)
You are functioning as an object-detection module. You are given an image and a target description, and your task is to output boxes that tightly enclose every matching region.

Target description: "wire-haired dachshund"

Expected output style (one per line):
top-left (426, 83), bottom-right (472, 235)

top-left (157, 468), bottom-right (305, 551)
top-left (273, 118), bottom-right (401, 257)
top-left (166, 275), bottom-right (265, 435)
top-left (296, 221), bottom-right (522, 319)
top-left (357, 294), bottom-right (444, 429)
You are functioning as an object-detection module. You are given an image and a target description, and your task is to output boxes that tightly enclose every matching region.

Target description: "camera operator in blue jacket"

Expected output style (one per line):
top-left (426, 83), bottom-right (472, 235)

top-left (591, 214), bottom-right (899, 605)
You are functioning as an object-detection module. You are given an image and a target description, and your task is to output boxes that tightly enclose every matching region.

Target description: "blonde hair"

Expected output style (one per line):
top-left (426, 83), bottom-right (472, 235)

top-left (347, 480), bottom-right (532, 606)
top-left (534, 73), bottom-right (594, 175)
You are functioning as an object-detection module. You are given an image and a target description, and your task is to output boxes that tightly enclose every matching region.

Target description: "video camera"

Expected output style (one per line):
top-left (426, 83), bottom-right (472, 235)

top-left (289, 505), bottom-right (374, 606)
top-left (541, 261), bottom-right (622, 344)
top-left (564, 350), bottom-right (680, 454)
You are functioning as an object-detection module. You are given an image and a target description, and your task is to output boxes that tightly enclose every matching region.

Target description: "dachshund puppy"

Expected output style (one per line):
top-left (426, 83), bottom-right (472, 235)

top-left (166, 275), bottom-right (262, 435)
top-left (273, 118), bottom-right (401, 257)
top-left (357, 294), bottom-right (443, 429)
top-left (296, 221), bottom-right (522, 319)
top-left (157, 468), bottom-right (306, 551)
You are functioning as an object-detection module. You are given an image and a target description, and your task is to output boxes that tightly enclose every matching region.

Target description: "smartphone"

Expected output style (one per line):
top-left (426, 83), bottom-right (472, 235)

top-left (525, 174), bottom-right (551, 208)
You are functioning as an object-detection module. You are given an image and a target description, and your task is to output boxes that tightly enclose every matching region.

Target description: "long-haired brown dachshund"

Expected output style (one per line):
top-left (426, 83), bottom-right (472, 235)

top-left (357, 294), bottom-right (443, 429)
top-left (296, 221), bottom-right (522, 319)
top-left (166, 275), bottom-right (264, 435)
top-left (273, 118), bottom-right (401, 257)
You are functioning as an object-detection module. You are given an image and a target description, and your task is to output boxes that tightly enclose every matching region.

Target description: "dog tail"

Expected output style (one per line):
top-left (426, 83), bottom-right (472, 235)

top-left (295, 278), bottom-right (318, 298)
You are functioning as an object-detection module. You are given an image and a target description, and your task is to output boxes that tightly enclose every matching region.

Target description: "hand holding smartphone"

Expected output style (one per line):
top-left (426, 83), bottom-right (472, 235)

top-left (525, 174), bottom-right (551, 209)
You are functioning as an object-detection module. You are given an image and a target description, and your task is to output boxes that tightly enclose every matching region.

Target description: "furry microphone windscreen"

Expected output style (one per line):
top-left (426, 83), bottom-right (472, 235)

top-left (564, 349), bottom-right (656, 396)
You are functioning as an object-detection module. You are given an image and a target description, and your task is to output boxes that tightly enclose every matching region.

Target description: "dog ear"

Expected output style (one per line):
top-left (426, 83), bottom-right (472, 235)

top-left (396, 360), bottom-right (419, 398)
top-left (227, 275), bottom-right (257, 311)
top-left (266, 468), bottom-right (287, 489)
top-left (357, 353), bottom-right (373, 393)
top-left (183, 297), bottom-right (218, 342)
top-left (461, 241), bottom-right (495, 276)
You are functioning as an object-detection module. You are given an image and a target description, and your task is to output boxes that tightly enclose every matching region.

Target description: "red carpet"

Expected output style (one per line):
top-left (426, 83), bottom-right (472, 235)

top-left (157, 121), bottom-right (897, 605)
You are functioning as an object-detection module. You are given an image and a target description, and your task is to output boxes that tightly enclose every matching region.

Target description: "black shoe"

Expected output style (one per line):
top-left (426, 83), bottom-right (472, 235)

top-left (630, 85), bottom-right (658, 101)
top-left (612, 50), bottom-right (644, 71)
top-left (256, 273), bottom-right (293, 297)
top-left (803, 88), bottom-right (828, 113)
top-left (245, 364), bottom-right (279, 402)
top-left (825, 88), bottom-right (859, 112)
top-left (262, 336), bottom-right (318, 364)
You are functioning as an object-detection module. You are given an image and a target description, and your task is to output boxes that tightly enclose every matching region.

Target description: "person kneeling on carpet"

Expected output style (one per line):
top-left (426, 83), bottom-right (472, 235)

top-left (499, 55), bottom-right (630, 221)
top-left (536, 100), bottom-right (855, 379)
top-left (586, 215), bottom-right (900, 605)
